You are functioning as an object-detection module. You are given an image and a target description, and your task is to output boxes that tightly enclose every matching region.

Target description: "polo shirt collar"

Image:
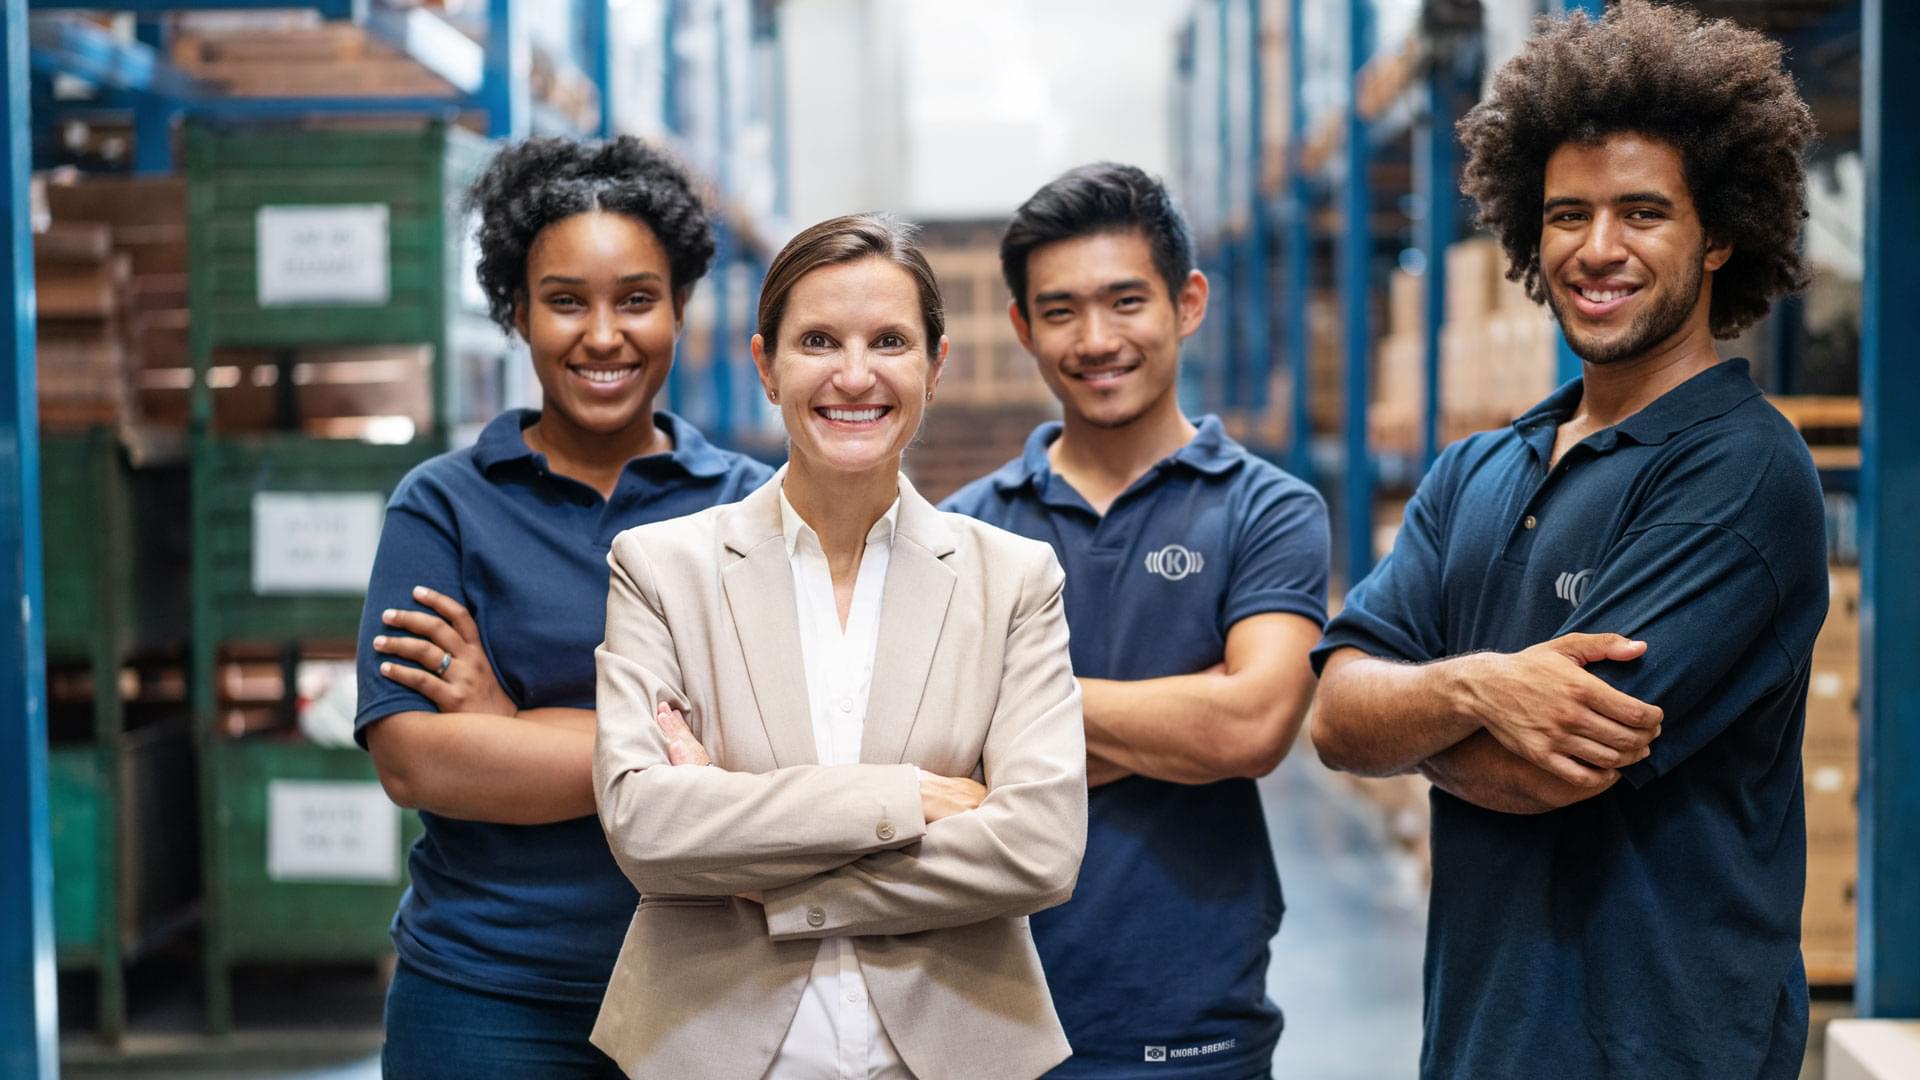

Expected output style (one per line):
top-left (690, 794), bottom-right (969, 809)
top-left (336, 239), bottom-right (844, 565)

top-left (991, 413), bottom-right (1243, 495)
top-left (473, 408), bottom-right (734, 479)
top-left (1512, 358), bottom-right (1762, 455)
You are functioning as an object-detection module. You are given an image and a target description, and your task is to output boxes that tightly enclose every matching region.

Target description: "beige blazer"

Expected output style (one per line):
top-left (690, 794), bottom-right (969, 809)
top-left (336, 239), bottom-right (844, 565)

top-left (590, 473), bottom-right (1087, 1080)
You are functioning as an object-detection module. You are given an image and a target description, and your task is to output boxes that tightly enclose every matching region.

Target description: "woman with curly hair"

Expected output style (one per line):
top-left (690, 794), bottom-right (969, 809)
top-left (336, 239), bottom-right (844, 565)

top-left (1312, 3), bottom-right (1825, 1078)
top-left (352, 136), bottom-right (771, 1077)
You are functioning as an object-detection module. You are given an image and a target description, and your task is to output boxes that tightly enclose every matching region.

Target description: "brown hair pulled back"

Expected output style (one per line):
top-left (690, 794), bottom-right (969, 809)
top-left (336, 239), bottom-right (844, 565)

top-left (757, 214), bottom-right (945, 357)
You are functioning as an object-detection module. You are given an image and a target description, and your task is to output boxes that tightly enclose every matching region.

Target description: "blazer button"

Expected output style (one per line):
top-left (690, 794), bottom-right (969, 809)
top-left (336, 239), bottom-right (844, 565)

top-left (806, 906), bottom-right (826, 928)
top-left (877, 822), bottom-right (896, 841)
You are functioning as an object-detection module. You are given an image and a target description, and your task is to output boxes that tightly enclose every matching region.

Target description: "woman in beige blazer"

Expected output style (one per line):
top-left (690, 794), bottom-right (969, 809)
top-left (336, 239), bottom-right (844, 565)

top-left (590, 214), bottom-right (1088, 1080)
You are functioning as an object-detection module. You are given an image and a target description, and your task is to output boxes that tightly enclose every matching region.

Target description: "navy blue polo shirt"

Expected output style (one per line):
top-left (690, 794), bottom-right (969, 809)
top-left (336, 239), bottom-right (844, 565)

top-left (944, 415), bottom-right (1330, 1079)
top-left (1313, 360), bottom-right (1826, 1079)
top-left (354, 409), bottom-right (771, 1003)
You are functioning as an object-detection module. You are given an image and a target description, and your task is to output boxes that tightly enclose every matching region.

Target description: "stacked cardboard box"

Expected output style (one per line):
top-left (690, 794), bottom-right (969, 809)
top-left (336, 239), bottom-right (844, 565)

top-left (171, 22), bottom-right (461, 98)
top-left (1369, 269), bottom-right (1425, 455)
top-left (33, 222), bottom-right (134, 431)
top-left (1803, 565), bottom-right (1860, 985)
top-left (1437, 237), bottom-right (1557, 443)
top-left (43, 177), bottom-right (189, 430)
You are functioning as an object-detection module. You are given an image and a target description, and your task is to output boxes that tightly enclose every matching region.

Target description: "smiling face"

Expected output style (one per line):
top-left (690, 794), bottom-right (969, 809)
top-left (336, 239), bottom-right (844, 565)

top-left (751, 256), bottom-right (947, 480)
top-left (1009, 230), bottom-right (1206, 430)
top-left (515, 210), bottom-right (681, 438)
top-left (1539, 134), bottom-right (1731, 366)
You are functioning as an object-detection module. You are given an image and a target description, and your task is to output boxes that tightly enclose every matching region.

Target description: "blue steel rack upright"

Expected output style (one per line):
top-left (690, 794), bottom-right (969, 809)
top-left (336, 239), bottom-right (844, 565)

top-left (1857, 0), bottom-right (1919, 1021)
top-left (4, 0), bottom-right (57, 1072)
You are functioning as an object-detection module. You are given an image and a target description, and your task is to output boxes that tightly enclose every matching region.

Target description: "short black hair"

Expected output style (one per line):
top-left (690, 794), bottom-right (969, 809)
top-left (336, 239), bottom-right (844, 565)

top-left (1000, 162), bottom-right (1195, 320)
top-left (1457, 0), bottom-right (1814, 337)
top-left (466, 135), bottom-right (716, 336)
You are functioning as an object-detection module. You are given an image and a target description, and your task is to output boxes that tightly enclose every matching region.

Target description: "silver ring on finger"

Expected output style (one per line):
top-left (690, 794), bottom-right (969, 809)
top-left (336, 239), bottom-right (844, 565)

top-left (437, 652), bottom-right (454, 676)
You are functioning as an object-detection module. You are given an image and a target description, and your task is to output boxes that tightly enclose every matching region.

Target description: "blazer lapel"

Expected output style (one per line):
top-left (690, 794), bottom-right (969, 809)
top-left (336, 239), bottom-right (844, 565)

top-left (719, 479), bottom-right (819, 768)
top-left (861, 482), bottom-right (958, 765)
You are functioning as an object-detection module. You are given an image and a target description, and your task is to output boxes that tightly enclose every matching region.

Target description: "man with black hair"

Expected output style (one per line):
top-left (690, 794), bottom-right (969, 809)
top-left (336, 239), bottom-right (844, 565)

top-left (942, 163), bottom-right (1329, 1079)
top-left (1311, 3), bottom-right (1824, 1077)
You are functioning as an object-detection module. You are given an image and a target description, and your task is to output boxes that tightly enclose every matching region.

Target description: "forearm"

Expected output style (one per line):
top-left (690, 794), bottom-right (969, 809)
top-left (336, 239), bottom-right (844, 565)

top-left (760, 790), bottom-right (1085, 940)
top-left (633, 851), bottom-right (869, 897)
top-left (1419, 730), bottom-right (1618, 813)
top-left (519, 707), bottom-right (596, 734)
top-left (598, 762), bottom-right (927, 892)
top-left (1311, 651), bottom-right (1486, 776)
top-left (1081, 671), bottom-right (1308, 784)
top-left (367, 711), bottom-right (596, 825)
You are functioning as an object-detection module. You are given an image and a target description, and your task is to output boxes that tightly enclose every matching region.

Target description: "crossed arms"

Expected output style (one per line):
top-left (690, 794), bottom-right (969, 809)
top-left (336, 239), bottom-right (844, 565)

top-left (1313, 635), bottom-right (1665, 814)
top-left (593, 539), bottom-right (1088, 941)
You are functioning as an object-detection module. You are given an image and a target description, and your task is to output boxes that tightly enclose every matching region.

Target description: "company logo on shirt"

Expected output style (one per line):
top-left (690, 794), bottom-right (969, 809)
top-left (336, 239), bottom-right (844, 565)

top-left (1144, 544), bottom-right (1206, 582)
top-left (1554, 568), bottom-right (1596, 607)
top-left (1142, 1038), bottom-right (1237, 1062)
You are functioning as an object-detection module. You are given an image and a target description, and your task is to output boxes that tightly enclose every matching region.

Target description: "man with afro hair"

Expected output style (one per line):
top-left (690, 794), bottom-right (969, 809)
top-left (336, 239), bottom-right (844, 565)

top-left (1310, 3), bottom-right (1825, 1077)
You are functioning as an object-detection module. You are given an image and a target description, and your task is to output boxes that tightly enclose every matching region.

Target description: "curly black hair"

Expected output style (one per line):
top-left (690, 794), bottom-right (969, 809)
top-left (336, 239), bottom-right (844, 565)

top-left (1457, 0), bottom-right (1814, 338)
top-left (466, 136), bottom-right (716, 336)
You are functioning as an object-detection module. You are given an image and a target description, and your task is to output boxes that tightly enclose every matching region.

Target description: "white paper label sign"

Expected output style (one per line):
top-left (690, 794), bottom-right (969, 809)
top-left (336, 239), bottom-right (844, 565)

top-left (251, 491), bottom-right (385, 595)
top-left (267, 780), bottom-right (401, 884)
top-left (257, 204), bottom-right (391, 306)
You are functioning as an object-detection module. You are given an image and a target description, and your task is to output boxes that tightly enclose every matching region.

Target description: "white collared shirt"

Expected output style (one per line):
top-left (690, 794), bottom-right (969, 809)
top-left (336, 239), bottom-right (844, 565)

top-left (764, 486), bottom-right (912, 1080)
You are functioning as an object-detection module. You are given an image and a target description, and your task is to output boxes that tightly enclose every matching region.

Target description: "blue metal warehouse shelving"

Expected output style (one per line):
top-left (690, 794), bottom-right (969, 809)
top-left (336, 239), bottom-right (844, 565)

top-left (4, 0), bottom-right (790, 1054)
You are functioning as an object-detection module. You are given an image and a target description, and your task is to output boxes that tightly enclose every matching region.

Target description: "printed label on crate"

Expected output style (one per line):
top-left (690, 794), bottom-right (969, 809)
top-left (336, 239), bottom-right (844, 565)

top-left (267, 780), bottom-right (401, 884)
top-left (256, 204), bottom-right (391, 306)
top-left (252, 491), bottom-right (385, 594)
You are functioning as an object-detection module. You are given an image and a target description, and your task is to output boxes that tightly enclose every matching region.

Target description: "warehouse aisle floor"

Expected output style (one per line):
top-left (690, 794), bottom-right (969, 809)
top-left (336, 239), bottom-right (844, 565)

top-left (1260, 748), bottom-right (1428, 1078)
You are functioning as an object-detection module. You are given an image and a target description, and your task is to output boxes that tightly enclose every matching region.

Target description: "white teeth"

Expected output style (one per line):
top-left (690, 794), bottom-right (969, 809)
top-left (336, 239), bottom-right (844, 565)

top-left (1579, 287), bottom-right (1633, 303)
top-left (574, 366), bottom-right (636, 383)
top-left (824, 407), bottom-right (884, 423)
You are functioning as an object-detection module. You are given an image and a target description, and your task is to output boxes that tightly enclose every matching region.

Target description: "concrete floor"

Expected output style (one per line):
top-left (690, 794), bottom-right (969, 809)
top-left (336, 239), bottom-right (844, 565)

top-left (61, 750), bottom-right (1840, 1078)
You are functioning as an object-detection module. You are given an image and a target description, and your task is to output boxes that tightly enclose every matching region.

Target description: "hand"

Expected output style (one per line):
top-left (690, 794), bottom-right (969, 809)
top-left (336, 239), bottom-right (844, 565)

top-left (918, 772), bottom-right (987, 823)
top-left (1087, 754), bottom-right (1133, 788)
top-left (654, 702), bottom-right (711, 766)
top-left (374, 586), bottom-right (518, 716)
top-left (1457, 633), bottom-right (1663, 786)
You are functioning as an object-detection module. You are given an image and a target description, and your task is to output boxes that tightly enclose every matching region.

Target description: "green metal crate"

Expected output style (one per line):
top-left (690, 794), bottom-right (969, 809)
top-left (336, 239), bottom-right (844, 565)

top-left (39, 429), bottom-right (196, 1042)
top-left (186, 120), bottom-right (495, 1033)
top-left (190, 432), bottom-right (433, 644)
top-left (185, 119), bottom-right (497, 431)
top-left (48, 746), bottom-right (106, 957)
top-left (203, 740), bottom-right (422, 961)
top-left (40, 431), bottom-right (133, 662)
top-left (50, 727), bottom-right (199, 961)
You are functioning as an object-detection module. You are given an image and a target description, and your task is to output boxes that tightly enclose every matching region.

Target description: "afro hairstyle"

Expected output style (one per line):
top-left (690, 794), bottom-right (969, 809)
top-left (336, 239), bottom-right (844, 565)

top-left (1456, 0), bottom-right (1816, 338)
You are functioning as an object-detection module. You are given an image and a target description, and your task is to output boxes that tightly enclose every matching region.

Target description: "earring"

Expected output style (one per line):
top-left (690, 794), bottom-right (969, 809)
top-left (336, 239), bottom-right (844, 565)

top-left (768, 389), bottom-right (779, 404)
top-left (925, 391), bottom-right (934, 403)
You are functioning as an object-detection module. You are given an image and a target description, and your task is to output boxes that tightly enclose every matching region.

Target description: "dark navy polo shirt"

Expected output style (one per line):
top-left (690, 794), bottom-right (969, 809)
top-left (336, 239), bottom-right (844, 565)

top-left (354, 409), bottom-right (772, 1003)
top-left (943, 415), bottom-right (1330, 1079)
top-left (1312, 360), bottom-right (1826, 1079)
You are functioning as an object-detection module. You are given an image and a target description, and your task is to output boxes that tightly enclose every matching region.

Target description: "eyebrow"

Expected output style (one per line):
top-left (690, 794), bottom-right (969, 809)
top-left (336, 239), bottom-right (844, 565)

top-left (535, 272), bottom-right (665, 286)
top-left (1543, 191), bottom-right (1677, 213)
top-left (1032, 278), bottom-right (1155, 305)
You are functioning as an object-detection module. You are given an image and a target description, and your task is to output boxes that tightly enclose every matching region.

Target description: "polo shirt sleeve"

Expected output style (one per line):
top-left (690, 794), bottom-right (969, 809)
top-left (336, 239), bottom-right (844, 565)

top-left (353, 473), bottom-right (474, 747)
top-left (1556, 519), bottom-right (1793, 787)
top-left (1310, 449), bottom-right (1458, 673)
top-left (1222, 475), bottom-right (1331, 630)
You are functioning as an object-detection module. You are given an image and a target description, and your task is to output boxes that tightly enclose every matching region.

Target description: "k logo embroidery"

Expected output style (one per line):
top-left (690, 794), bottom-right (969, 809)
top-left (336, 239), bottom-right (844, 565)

top-left (1144, 544), bottom-right (1205, 582)
top-left (1554, 568), bottom-right (1596, 607)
